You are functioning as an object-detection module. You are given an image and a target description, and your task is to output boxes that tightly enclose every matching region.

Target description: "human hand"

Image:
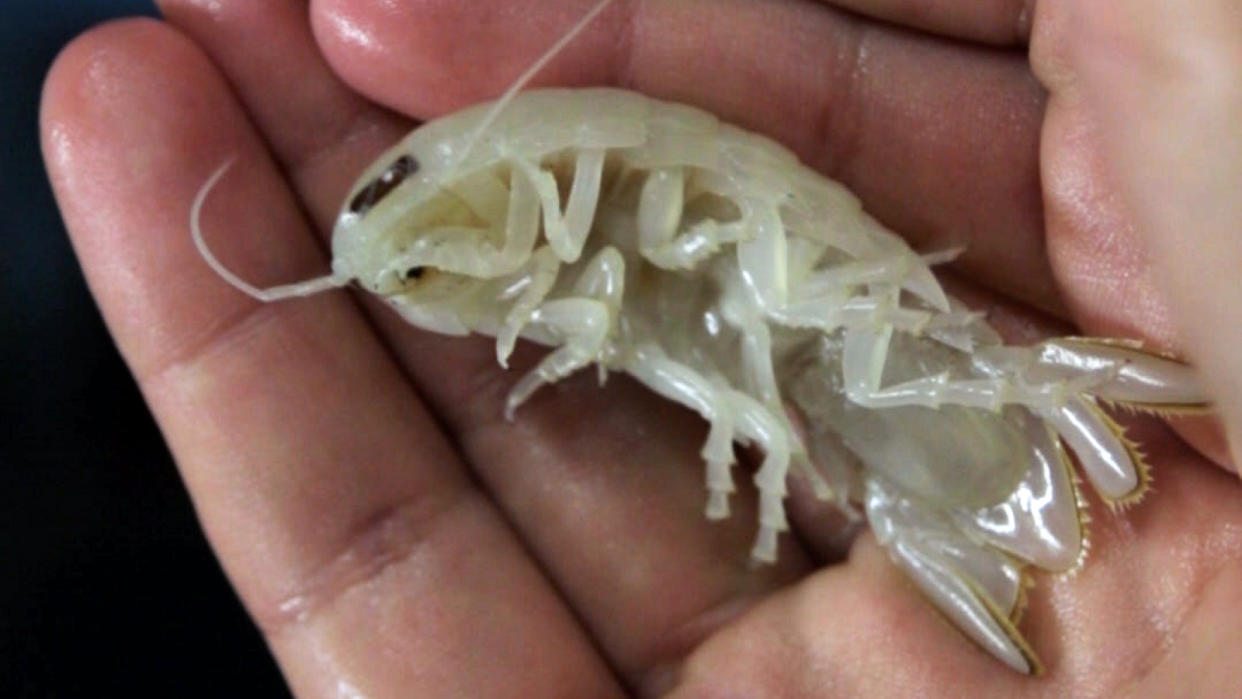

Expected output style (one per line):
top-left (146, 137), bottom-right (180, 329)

top-left (41, 0), bottom-right (1241, 696)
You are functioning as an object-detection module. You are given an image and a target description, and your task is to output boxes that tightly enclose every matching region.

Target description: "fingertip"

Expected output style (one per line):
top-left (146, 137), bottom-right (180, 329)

top-left (310, 0), bottom-right (618, 119)
top-left (41, 18), bottom-right (171, 173)
top-left (1171, 416), bottom-right (1238, 476)
top-left (39, 14), bottom-right (236, 249)
top-left (1071, 0), bottom-right (1242, 107)
top-left (41, 17), bottom-right (233, 202)
top-left (1065, 3), bottom-right (1242, 454)
top-left (39, 13), bottom-right (329, 381)
top-left (311, 0), bottom-right (489, 117)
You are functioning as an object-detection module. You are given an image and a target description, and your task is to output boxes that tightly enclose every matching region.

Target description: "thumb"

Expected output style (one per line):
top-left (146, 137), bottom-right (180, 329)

top-left (1070, 0), bottom-right (1242, 463)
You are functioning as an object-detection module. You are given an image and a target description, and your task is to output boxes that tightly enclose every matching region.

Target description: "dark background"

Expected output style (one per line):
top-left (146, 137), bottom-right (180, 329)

top-left (3, 1), bottom-right (288, 694)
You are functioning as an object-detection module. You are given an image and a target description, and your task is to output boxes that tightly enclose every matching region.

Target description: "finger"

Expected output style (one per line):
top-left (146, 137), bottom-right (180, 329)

top-left (149, 1), bottom-right (820, 690)
top-left (1031, 8), bottom-right (1183, 348)
top-left (42, 21), bottom-right (621, 698)
top-left (1031, 2), bottom-right (1239, 470)
top-left (157, 0), bottom-right (410, 229)
top-left (1068, 0), bottom-right (1242, 462)
top-left (313, 0), bottom-right (1058, 313)
top-left (818, 0), bottom-right (1035, 45)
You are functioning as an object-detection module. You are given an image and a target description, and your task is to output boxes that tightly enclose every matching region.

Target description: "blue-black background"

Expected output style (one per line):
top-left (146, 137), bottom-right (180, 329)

top-left (3, 1), bottom-right (287, 694)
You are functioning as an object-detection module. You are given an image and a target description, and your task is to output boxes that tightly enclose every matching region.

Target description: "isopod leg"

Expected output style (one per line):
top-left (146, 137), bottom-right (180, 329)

top-left (503, 245), bottom-right (631, 415)
top-left (798, 249), bottom-right (950, 313)
top-left (510, 150), bottom-right (604, 265)
top-left (637, 166), bottom-right (685, 263)
top-left (1021, 338), bottom-right (1209, 411)
top-left (504, 298), bottom-right (611, 419)
top-left (739, 318), bottom-right (780, 406)
top-left (569, 246), bottom-right (625, 312)
top-left (731, 391), bottom-right (792, 562)
top-left (841, 324), bottom-right (1043, 412)
top-left (560, 148), bottom-right (606, 262)
top-left (843, 331), bottom-right (1210, 418)
top-left (569, 245), bottom-right (626, 385)
top-left (624, 346), bottom-right (739, 519)
top-left (624, 342), bottom-right (795, 560)
top-left (637, 166), bottom-right (749, 270)
top-left (735, 204), bottom-right (790, 310)
top-left (496, 246), bottom-right (562, 367)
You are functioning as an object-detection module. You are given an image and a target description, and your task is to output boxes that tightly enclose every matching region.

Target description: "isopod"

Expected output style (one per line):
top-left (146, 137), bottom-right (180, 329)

top-left (191, 0), bottom-right (1209, 675)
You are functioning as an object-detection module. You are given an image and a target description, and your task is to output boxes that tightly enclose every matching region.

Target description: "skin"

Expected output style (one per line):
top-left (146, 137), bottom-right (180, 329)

top-left (40, 0), bottom-right (1242, 696)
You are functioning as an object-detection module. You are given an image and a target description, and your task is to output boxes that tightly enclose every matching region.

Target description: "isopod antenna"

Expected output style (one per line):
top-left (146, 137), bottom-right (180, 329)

top-left (450, 0), bottom-right (615, 175)
top-left (191, 159), bottom-right (351, 302)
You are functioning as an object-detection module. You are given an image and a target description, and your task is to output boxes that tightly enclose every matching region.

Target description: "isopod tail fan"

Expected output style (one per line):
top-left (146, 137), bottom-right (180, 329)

top-left (191, 159), bottom-right (351, 302)
top-left (1034, 338), bottom-right (1211, 509)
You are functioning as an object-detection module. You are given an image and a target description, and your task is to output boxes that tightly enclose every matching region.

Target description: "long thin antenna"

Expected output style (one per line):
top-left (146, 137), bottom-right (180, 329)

top-left (452, 0), bottom-right (615, 170)
top-left (192, 160), bottom-right (350, 302)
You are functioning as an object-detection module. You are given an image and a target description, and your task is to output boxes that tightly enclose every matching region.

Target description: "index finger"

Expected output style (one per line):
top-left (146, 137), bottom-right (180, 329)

top-left (313, 0), bottom-right (1059, 314)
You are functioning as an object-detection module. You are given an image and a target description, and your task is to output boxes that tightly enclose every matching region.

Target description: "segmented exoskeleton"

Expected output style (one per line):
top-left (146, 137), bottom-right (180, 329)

top-left (191, 1), bottom-right (1209, 675)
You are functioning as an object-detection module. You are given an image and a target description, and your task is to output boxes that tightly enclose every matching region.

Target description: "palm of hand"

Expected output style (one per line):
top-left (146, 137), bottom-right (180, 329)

top-left (43, 1), bottom-right (1242, 696)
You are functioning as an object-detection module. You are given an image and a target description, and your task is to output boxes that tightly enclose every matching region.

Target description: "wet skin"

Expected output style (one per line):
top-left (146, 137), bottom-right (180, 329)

top-left (42, 0), bottom-right (1242, 696)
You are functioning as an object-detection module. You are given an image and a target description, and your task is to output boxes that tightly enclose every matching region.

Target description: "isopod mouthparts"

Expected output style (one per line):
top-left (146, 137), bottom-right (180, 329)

top-left (192, 0), bottom-right (1209, 675)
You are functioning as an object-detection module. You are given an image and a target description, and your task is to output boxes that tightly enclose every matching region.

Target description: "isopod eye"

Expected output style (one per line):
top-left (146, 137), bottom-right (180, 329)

top-left (404, 266), bottom-right (426, 281)
top-left (348, 154), bottom-right (420, 216)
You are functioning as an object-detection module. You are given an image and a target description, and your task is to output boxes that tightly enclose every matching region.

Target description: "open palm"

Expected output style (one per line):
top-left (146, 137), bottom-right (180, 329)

top-left (42, 0), bottom-right (1242, 695)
